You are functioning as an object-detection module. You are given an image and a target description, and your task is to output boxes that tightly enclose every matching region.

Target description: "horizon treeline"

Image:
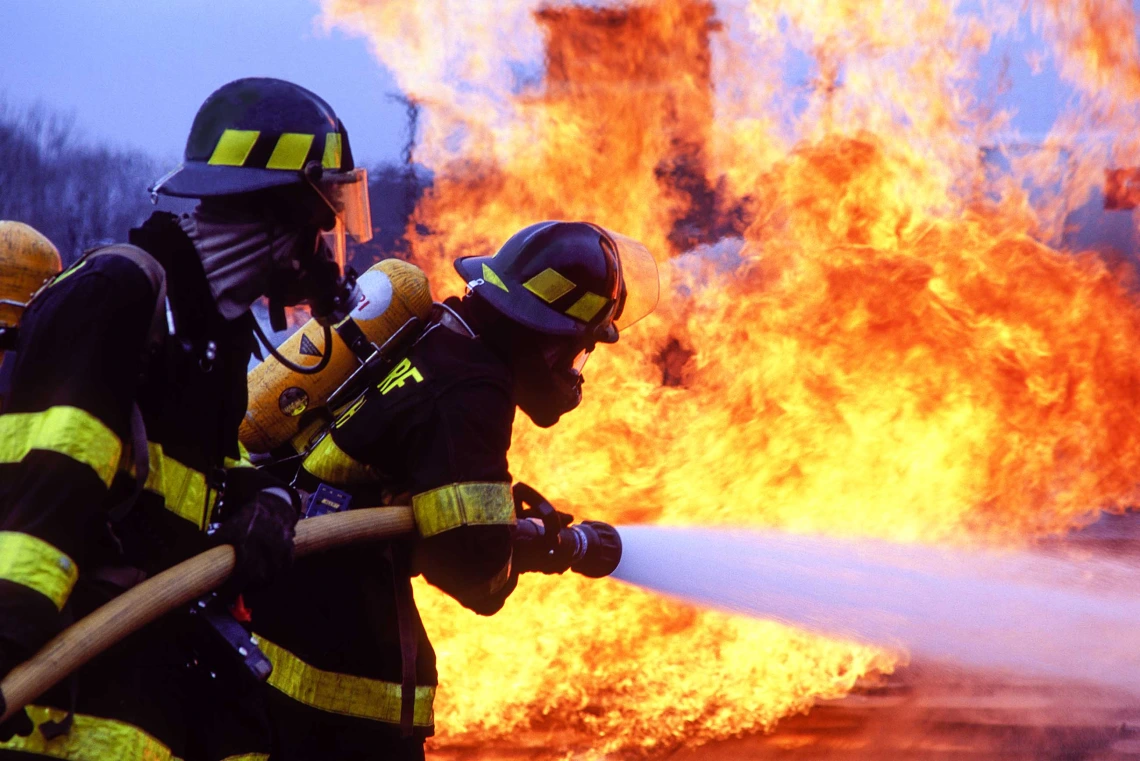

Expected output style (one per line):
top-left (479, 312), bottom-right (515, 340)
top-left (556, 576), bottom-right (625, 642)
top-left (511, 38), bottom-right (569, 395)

top-left (0, 99), bottom-right (429, 271)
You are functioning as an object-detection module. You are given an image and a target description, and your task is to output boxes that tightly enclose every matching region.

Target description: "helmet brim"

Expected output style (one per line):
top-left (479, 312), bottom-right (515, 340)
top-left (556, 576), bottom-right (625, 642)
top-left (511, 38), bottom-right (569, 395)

top-left (455, 255), bottom-right (588, 339)
top-left (151, 162), bottom-right (303, 199)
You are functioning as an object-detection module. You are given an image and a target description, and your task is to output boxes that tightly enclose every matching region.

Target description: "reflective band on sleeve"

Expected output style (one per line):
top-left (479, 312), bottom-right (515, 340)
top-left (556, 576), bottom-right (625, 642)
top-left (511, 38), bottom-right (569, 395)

top-left (256, 635), bottom-right (435, 727)
top-left (0, 405), bottom-right (122, 487)
top-left (411, 482), bottom-right (516, 538)
top-left (302, 434), bottom-right (382, 486)
top-left (122, 442), bottom-right (216, 531)
top-left (265, 133), bottom-right (315, 170)
top-left (208, 129), bottom-right (260, 167)
top-left (565, 291), bottom-right (609, 322)
top-left (0, 704), bottom-right (177, 761)
top-left (0, 532), bottom-right (78, 610)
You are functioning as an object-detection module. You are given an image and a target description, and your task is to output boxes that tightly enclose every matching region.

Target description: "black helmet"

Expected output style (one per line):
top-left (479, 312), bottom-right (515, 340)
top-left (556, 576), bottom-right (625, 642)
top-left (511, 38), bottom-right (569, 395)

top-left (455, 221), bottom-right (659, 344)
top-left (152, 78), bottom-right (353, 197)
top-left (151, 77), bottom-right (372, 262)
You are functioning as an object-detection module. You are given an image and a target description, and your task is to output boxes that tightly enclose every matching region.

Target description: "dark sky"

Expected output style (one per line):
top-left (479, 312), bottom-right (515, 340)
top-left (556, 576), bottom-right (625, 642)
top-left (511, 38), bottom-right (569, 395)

top-left (1, 0), bottom-right (410, 165)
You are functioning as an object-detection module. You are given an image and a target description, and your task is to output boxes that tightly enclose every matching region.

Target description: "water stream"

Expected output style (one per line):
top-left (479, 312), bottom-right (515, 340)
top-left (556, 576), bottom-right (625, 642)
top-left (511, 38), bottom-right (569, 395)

top-left (612, 526), bottom-right (1140, 691)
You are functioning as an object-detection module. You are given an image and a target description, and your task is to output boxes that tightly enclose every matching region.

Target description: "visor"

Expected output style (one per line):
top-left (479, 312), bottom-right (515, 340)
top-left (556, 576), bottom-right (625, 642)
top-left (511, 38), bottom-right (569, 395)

top-left (312, 167), bottom-right (372, 270)
top-left (605, 230), bottom-right (659, 332)
top-left (315, 167), bottom-right (373, 243)
top-left (542, 341), bottom-right (593, 376)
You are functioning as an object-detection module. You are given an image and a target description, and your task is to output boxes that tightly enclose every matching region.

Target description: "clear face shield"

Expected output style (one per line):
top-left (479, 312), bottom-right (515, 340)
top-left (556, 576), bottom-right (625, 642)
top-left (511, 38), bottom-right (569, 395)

top-left (543, 342), bottom-right (593, 377)
top-left (605, 230), bottom-right (660, 334)
top-left (544, 229), bottom-right (660, 375)
top-left (311, 167), bottom-right (373, 270)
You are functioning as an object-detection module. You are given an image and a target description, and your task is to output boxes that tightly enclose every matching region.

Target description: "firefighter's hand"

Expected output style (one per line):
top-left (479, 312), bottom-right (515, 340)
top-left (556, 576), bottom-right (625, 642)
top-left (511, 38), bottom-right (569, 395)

top-left (511, 529), bottom-right (577, 575)
top-left (0, 638), bottom-right (35, 741)
top-left (212, 487), bottom-right (300, 599)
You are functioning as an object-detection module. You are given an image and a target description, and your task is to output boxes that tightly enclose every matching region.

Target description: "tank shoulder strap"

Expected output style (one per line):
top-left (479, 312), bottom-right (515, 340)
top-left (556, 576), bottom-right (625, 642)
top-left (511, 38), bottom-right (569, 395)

top-left (81, 244), bottom-right (169, 524)
top-left (84, 244), bottom-right (168, 353)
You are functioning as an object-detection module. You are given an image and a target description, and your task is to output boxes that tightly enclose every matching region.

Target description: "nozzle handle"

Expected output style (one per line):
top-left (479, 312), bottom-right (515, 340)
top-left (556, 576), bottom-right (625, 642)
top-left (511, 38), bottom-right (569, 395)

top-left (570, 521), bottom-right (622, 578)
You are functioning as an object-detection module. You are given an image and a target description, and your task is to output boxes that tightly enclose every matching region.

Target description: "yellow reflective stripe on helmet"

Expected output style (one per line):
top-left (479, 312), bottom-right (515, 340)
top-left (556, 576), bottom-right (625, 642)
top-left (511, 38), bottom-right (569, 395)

top-left (524, 267), bottom-right (576, 303)
top-left (480, 263), bottom-right (510, 292)
top-left (0, 704), bottom-right (178, 760)
top-left (565, 291), bottom-right (609, 322)
top-left (121, 442), bottom-right (216, 530)
top-left (0, 532), bottom-right (78, 611)
top-left (255, 635), bottom-right (435, 726)
top-left (322, 133), bottom-right (342, 169)
top-left (265, 133), bottom-right (315, 170)
top-left (411, 482), bottom-right (516, 538)
top-left (303, 434), bottom-right (382, 486)
top-left (209, 129), bottom-right (260, 167)
top-left (0, 406), bottom-right (122, 487)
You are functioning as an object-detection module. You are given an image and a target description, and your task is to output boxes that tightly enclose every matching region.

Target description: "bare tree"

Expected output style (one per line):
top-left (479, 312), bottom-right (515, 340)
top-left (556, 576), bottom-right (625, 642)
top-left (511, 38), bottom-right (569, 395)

top-left (0, 100), bottom-right (160, 264)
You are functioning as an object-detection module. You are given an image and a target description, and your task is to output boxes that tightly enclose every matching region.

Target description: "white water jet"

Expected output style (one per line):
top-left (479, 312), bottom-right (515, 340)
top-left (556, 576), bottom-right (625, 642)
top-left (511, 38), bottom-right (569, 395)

top-left (612, 526), bottom-right (1140, 691)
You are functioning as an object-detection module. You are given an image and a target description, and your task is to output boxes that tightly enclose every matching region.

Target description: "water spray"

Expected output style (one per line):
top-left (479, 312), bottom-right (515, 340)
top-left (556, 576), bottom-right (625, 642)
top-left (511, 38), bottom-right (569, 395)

top-left (611, 526), bottom-right (1140, 693)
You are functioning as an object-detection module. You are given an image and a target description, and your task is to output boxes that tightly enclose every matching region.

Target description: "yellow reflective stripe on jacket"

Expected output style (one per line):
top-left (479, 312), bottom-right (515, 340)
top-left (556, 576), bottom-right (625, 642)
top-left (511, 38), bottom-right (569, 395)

top-left (302, 434), bottom-right (382, 486)
top-left (121, 442), bottom-right (216, 531)
top-left (0, 532), bottom-right (78, 611)
top-left (219, 755), bottom-right (268, 761)
top-left (255, 635), bottom-right (435, 726)
top-left (0, 406), bottom-right (121, 487)
top-left (411, 482), bottom-right (516, 538)
top-left (0, 704), bottom-right (178, 761)
top-left (226, 442), bottom-right (255, 469)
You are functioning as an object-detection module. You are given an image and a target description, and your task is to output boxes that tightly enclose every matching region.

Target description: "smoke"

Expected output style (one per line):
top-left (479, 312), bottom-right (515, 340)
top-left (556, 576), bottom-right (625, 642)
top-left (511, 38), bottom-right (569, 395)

top-left (613, 526), bottom-right (1140, 692)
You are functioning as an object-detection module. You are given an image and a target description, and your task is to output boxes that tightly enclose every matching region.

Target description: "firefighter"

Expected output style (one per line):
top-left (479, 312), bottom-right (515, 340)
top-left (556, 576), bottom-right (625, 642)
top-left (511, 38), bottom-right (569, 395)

top-left (0, 77), bottom-right (372, 761)
top-left (246, 221), bottom-right (659, 760)
top-left (0, 222), bottom-right (62, 406)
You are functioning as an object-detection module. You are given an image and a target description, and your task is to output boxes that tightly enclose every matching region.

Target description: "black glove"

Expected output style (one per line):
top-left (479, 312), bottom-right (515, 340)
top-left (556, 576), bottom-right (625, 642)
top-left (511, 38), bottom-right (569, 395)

top-left (212, 487), bottom-right (300, 600)
top-left (511, 482), bottom-right (576, 575)
top-left (0, 638), bottom-right (35, 741)
top-left (511, 529), bottom-right (577, 575)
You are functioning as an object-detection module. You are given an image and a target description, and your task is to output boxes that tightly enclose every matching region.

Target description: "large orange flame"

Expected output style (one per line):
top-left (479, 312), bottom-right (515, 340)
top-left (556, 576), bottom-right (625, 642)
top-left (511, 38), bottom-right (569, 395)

top-left (324, 1), bottom-right (1140, 756)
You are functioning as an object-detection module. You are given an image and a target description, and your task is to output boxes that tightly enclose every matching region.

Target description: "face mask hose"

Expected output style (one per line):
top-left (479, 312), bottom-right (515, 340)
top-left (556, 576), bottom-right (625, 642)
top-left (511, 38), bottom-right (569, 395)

top-left (252, 267), bottom-right (361, 376)
top-left (251, 317), bottom-right (333, 376)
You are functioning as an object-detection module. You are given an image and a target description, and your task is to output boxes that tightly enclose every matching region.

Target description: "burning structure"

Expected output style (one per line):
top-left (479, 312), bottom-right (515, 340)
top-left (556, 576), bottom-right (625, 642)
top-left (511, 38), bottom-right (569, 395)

top-left (324, 0), bottom-right (1140, 757)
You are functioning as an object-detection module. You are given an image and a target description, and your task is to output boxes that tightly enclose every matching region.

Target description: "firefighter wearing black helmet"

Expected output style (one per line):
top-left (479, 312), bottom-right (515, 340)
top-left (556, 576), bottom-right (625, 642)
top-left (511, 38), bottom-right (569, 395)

top-left (243, 221), bottom-right (658, 760)
top-left (0, 77), bottom-right (371, 761)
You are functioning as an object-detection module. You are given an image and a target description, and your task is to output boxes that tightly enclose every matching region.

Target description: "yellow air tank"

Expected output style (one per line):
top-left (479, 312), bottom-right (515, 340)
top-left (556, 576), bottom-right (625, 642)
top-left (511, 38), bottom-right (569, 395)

top-left (0, 221), bottom-right (62, 361)
top-left (241, 259), bottom-right (433, 454)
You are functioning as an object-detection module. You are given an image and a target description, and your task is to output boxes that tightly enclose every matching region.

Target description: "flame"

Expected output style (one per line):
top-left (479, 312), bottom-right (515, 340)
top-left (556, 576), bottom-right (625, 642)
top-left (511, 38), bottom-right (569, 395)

top-left (324, 0), bottom-right (1140, 756)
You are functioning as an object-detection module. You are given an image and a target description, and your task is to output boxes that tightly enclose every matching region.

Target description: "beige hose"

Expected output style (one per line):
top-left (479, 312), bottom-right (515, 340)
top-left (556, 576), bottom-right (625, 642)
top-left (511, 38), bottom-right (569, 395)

top-left (0, 506), bottom-right (416, 723)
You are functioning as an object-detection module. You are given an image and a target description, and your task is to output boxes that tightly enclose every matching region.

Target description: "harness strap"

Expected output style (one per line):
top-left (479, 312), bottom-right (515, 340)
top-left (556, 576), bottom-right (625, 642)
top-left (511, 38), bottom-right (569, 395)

top-left (80, 245), bottom-right (167, 525)
top-left (107, 403), bottom-right (149, 524)
top-left (388, 545), bottom-right (419, 737)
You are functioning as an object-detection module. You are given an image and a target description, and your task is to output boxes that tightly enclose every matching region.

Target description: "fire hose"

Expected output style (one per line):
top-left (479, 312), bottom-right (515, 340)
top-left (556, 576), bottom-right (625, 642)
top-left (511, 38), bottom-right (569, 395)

top-left (0, 501), bottom-right (623, 724)
top-left (0, 507), bottom-right (415, 724)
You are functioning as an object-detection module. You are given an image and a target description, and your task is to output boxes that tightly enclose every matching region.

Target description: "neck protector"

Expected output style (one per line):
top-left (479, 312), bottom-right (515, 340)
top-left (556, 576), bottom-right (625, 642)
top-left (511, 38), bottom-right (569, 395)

top-left (180, 209), bottom-right (311, 321)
